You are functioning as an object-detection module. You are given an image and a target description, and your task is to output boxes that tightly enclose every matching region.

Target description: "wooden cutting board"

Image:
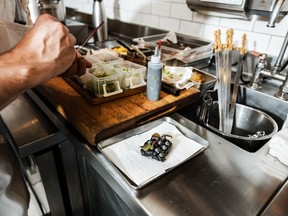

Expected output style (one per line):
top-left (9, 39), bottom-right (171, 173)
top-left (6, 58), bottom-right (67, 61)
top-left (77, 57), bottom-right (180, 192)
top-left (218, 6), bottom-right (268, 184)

top-left (36, 77), bottom-right (200, 145)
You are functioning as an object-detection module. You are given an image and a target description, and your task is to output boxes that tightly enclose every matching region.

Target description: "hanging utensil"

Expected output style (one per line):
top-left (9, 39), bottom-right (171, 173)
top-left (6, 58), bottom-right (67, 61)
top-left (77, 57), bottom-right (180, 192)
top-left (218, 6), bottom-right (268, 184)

top-left (214, 29), bottom-right (246, 133)
top-left (214, 29), bottom-right (234, 133)
top-left (227, 34), bottom-right (247, 133)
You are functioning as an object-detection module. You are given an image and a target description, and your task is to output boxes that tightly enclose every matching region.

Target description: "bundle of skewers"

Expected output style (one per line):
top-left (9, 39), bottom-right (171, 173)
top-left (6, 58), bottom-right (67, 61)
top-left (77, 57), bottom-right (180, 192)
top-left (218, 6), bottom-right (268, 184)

top-left (213, 29), bottom-right (247, 134)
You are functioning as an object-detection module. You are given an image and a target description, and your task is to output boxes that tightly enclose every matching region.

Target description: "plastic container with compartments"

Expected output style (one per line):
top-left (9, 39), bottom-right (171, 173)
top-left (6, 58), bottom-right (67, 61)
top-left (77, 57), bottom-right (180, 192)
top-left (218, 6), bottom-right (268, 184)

top-left (81, 66), bottom-right (123, 97)
top-left (85, 52), bottom-right (123, 66)
top-left (108, 61), bottom-right (147, 89)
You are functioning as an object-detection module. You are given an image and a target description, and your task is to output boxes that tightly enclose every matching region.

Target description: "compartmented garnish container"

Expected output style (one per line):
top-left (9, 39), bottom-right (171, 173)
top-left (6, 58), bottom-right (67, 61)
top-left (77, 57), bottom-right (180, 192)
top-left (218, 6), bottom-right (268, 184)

top-left (82, 66), bottom-right (123, 97)
top-left (108, 61), bottom-right (147, 89)
top-left (70, 50), bottom-right (148, 101)
top-left (84, 51), bottom-right (123, 66)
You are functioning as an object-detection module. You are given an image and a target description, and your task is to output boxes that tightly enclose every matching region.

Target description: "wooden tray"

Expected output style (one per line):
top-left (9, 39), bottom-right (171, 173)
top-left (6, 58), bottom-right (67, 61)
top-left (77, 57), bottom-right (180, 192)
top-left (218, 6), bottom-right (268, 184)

top-left (35, 77), bottom-right (201, 144)
top-left (63, 76), bottom-right (146, 105)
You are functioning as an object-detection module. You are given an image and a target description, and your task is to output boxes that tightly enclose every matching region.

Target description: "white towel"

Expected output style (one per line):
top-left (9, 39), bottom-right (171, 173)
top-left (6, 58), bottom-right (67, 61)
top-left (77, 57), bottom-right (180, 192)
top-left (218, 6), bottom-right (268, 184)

top-left (162, 66), bottom-right (195, 89)
top-left (269, 128), bottom-right (288, 166)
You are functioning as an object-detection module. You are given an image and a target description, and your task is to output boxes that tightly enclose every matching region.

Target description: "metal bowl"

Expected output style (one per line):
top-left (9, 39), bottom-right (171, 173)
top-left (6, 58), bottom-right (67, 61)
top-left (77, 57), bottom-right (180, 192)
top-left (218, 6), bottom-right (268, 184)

top-left (204, 102), bottom-right (278, 152)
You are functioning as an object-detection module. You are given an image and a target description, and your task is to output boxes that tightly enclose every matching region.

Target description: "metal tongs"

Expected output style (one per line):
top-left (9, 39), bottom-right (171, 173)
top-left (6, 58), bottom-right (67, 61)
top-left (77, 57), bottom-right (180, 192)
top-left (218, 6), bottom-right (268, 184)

top-left (197, 89), bottom-right (216, 125)
top-left (116, 40), bottom-right (147, 59)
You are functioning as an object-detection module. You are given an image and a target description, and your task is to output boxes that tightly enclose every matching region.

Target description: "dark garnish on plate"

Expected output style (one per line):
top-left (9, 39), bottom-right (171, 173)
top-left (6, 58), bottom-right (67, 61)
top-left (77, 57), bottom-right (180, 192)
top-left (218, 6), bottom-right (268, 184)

top-left (140, 133), bottom-right (172, 162)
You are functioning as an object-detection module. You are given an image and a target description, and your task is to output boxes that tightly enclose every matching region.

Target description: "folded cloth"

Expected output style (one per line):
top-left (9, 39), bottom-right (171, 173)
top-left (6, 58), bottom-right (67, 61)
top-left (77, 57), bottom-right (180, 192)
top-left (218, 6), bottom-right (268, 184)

top-left (162, 66), bottom-right (195, 89)
top-left (162, 31), bottom-right (177, 44)
top-left (269, 128), bottom-right (288, 166)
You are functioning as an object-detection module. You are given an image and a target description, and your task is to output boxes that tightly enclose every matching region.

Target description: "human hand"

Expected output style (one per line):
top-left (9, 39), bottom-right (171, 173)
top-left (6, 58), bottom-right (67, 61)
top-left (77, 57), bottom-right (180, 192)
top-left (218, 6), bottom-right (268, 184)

top-left (14, 14), bottom-right (91, 87)
top-left (61, 50), bottom-right (92, 77)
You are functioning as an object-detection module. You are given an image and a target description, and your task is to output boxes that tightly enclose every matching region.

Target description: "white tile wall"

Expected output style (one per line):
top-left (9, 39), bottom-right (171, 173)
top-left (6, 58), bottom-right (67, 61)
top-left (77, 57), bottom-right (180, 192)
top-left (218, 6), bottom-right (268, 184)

top-left (159, 16), bottom-right (180, 32)
top-left (151, 1), bottom-right (171, 17)
top-left (142, 14), bottom-right (160, 29)
top-left (179, 20), bottom-right (204, 38)
top-left (170, 3), bottom-right (193, 21)
top-left (65, 0), bottom-right (288, 57)
top-left (193, 12), bottom-right (220, 25)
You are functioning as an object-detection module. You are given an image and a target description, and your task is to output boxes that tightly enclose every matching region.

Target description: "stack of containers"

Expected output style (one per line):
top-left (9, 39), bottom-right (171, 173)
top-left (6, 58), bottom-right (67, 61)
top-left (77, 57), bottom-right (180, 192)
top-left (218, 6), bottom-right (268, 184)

top-left (81, 51), bottom-right (147, 97)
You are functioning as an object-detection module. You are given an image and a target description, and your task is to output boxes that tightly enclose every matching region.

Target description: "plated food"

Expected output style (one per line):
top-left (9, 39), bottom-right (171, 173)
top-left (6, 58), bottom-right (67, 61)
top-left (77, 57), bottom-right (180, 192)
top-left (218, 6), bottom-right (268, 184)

top-left (140, 133), bottom-right (173, 162)
top-left (98, 118), bottom-right (209, 189)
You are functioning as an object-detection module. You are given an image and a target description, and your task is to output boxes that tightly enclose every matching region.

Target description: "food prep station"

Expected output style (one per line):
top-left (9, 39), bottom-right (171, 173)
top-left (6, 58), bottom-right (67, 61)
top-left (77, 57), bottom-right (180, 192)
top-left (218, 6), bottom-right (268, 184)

top-left (1, 15), bottom-right (288, 216)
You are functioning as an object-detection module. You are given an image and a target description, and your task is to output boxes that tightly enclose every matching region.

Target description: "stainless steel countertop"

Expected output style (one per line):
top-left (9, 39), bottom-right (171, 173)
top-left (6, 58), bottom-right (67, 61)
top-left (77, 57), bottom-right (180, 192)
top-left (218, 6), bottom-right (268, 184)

top-left (1, 18), bottom-right (287, 215)
top-left (1, 87), bottom-right (287, 216)
top-left (0, 93), bottom-right (67, 157)
top-left (80, 113), bottom-right (288, 216)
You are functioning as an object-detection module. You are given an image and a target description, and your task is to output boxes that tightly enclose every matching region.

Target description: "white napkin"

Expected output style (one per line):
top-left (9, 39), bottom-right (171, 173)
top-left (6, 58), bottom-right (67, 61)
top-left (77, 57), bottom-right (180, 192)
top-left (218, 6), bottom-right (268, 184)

top-left (162, 31), bottom-right (178, 44)
top-left (162, 66), bottom-right (195, 89)
top-left (101, 122), bottom-right (204, 187)
top-left (269, 128), bottom-right (288, 166)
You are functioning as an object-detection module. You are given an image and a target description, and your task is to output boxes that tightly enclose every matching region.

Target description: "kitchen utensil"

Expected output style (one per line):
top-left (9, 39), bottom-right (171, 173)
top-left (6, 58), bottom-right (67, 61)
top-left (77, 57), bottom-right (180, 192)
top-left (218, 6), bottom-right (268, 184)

top-left (28, 0), bottom-right (66, 23)
top-left (214, 29), bottom-right (233, 133)
top-left (116, 40), bottom-right (135, 53)
top-left (80, 21), bottom-right (104, 48)
top-left (227, 34), bottom-right (247, 133)
top-left (131, 45), bottom-right (147, 60)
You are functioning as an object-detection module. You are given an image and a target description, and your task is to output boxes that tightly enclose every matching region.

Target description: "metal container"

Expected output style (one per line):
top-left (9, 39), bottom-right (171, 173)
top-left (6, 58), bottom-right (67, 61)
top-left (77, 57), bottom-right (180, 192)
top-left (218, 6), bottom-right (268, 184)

top-left (92, 0), bottom-right (108, 42)
top-left (133, 33), bottom-right (213, 68)
top-left (29, 0), bottom-right (66, 23)
top-left (162, 67), bottom-right (216, 93)
top-left (97, 117), bottom-right (209, 189)
top-left (203, 101), bottom-right (278, 152)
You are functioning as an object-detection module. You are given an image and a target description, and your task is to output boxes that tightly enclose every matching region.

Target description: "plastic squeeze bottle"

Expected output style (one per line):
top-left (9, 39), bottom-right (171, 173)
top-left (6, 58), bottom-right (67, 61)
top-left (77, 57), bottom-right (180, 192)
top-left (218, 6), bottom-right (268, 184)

top-left (146, 46), bottom-right (163, 101)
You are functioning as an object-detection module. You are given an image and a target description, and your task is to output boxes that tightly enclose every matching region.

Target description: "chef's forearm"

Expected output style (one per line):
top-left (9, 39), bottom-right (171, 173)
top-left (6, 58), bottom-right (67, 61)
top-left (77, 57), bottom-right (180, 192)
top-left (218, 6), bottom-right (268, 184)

top-left (0, 49), bottom-right (30, 110)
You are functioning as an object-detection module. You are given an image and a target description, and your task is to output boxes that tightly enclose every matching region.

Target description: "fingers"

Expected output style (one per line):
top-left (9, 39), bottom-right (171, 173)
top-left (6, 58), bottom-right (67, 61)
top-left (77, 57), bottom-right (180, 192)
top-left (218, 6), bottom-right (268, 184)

top-left (33, 14), bottom-right (91, 78)
top-left (76, 52), bottom-right (87, 76)
top-left (83, 51), bottom-right (92, 68)
top-left (61, 51), bottom-right (92, 77)
top-left (61, 23), bottom-right (76, 46)
top-left (61, 53), bottom-right (78, 77)
top-left (68, 33), bottom-right (77, 47)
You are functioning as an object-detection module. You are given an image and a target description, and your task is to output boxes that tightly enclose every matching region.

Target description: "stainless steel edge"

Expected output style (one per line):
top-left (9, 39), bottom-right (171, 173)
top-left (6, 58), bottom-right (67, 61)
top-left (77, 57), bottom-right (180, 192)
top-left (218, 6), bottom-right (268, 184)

top-left (77, 113), bottom-right (288, 216)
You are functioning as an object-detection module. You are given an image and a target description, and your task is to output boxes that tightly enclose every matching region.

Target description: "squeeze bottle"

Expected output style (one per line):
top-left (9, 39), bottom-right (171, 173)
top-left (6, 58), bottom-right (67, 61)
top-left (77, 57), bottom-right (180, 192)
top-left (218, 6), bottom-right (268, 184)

top-left (146, 46), bottom-right (163, 101)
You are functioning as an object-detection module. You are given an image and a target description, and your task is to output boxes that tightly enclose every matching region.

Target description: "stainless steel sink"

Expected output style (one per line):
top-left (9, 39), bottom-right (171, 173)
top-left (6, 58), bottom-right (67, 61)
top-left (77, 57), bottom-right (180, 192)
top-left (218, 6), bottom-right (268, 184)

top-left (237, 80), bottom-right (288, 129)
top-left (178, 77), bottom-right (288, 152)
top-left (203, 101), bottom-right (278, 152)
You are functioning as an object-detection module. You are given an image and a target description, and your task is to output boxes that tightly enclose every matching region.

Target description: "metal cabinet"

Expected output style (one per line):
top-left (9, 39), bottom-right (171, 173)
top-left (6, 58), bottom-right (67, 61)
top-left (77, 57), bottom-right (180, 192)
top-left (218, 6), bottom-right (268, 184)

top-left (0, 93), bottom-right (85, 216)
